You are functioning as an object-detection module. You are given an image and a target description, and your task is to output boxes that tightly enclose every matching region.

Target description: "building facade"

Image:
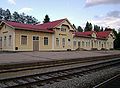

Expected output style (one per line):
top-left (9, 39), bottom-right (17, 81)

top-left (0, 18), bottom-right (115, 51)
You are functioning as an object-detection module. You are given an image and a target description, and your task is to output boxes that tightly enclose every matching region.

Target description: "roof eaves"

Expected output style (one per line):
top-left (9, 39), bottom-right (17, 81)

top-left (1, 21), bottom-right (15, 29)
top-left (15, 27), bottom-right (54, 33)
top-left (53, 19), bottom-right (66, 28)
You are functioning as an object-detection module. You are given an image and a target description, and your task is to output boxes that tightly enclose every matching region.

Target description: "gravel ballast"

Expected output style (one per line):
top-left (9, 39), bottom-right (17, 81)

top-left (40, 66), bottom-right (120, 88)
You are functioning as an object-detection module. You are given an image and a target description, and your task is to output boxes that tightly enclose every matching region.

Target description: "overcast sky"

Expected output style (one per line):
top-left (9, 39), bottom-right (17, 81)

top-left (1, 0), bottom-right (120, 30)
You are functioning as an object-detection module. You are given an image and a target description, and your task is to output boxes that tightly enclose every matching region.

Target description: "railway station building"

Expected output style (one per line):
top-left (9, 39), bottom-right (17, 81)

top-left (0, 18), bottom-right (115, 51)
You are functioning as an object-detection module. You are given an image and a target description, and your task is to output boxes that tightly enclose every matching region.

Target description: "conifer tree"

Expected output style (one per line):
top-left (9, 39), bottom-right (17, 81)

top-left (77, 26), bottom-right (83, 32)
top-left (43, 14), bottom-right (50, 23)
top-left (84, 21), bottom-right (92, 31)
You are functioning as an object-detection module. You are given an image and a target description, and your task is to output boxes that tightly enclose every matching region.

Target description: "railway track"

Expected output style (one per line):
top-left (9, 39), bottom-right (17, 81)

top-left (0, 54), bottom-right (120, 74)
top-left (0, 58), bottom-right (120, 88)
top-left (93, 74), bottom-right (120, 88)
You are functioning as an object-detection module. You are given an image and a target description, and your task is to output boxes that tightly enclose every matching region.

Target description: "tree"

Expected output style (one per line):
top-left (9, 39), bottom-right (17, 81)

top-left (113, 29), bottom-right (118, 49)
top-left (73, 24), bottom-right (76, 29)
top-left (114, 31), bottom-right (120, 49)
top-left (0, 8), bottom-right (5, 20)
top-left (0, 8), bottom-right (3, 20)
top-left (94, 25), bottom-right (100, 32)
top-left (31, 17), bottom-right (38, 24)
top-left (77, 26), bottom-right (83, 32)
top-left (12, 11), bottom-right (20, 22)
top-left (43, 14), bottom-right (50, 23)
top-left (0, 8), bottom-right (39, 24)
top-left (100, 27), bottom-right (104, 31)
top-left (19, 13), bottom-right (26, 23)
top-left (18, 13), bottom-right (38, 24)
top-left (4, 9), bottom-right (11, 21)
top-left (84, 21), bottom-right (92, 31)
top-left (104, 27), bottom-right (113, 31)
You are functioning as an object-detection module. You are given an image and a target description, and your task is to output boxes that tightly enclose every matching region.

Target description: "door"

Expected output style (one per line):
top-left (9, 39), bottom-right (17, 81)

top-left (0, 37), bottom-right (2, 50)
top-left (33, 36), bottom-right (39, 51)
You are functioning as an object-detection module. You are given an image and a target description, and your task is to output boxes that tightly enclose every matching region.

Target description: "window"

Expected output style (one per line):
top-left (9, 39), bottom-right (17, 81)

top-left (9, 35), bottom-right (12, 46)
top-left (61, 25), bottom-right (66, 32)
top-left (82, 41), bottom-right (84, 47)
top-left (0, 37), bottom-right (2, 42)
top-left (4, 36), bottom-right (6, 46)
top-left (95, 41), bottom-right (96, 47)
top-left (88, 41), bottom-right (90, 46)
top-left (73, 41), bottom-right (76, 47)
top-left (78, 41), bottom-right (81, 47)
top-left (21, 35), bottom-right (27, 45)
top-left (56, 38), bottom-right (59, 46)
top-left (33, 36), bottom-right (39, 41)
top-left (107, 42), bottom-right (109, 47)
top-left (61, 28), bottom-right (66, 32)
top-left (62, 38), bottom-right (65, 47)
top-left (44, 37), bottom-right (48, 45)
top-left (86, 42), bottom-right (87, 47)
top-left (99, 41), bottom-right (101, 47)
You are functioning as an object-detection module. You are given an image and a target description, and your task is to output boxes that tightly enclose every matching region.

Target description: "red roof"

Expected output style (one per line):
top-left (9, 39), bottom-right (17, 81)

top-left (3, 18), bottom-right (66, 33)
top-left (36, 18), bottom-right (65, 29)
top-left (75, 31), bottom-right (96, 38)
top-left (75, 31), bottom-right (112, 39)
top-left (97, 31), bottom-right (111, 39)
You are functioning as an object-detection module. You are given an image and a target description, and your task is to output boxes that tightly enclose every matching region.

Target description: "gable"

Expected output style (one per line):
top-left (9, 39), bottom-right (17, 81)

top-left (55, 19), bottom-right (75, 31)
top-left (92, 32), bottom-right (97, 38)
top-left (108, 31), bottom-right (115, 39)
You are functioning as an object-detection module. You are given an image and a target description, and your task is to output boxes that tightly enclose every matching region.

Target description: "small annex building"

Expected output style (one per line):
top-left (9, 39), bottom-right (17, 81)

top-left (0, 18), bottom-right (115, 51)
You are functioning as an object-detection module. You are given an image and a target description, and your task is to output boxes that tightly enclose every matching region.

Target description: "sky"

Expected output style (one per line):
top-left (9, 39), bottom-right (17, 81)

top-left (0, 0), bottom-right (120, 31)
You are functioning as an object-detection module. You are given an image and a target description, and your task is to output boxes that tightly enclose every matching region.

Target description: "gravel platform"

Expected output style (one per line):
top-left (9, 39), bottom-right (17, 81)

top-left (0, 50), bottom-right (120, 65)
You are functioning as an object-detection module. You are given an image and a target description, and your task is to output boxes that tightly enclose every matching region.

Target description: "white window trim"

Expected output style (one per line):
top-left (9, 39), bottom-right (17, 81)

top-left (32, 35), bottom-right (40, 41)
top-left (56, 38), bottom-right (60, 47)
top-left (20, 34), bottom-right (28, 45)
top-left (9, 35), bottom-right (12, 46)
top-left (44, 36), bottom-right (49, 45)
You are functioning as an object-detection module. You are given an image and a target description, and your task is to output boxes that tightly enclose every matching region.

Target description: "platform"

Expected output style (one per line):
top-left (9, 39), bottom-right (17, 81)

top-left (0, 50), bottom-right (120, 65)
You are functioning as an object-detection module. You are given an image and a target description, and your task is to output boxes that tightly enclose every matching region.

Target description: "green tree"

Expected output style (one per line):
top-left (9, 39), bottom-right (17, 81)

top-left (0, 8), bottom-right (39, 24)
top-left (0, 8), bottom-right (5, 20)
top-left (0, 8), bottom-right (3, 20)
top-left (43, 14), bottom-right (50, 23)
top-left (84, 21), bottom-right (92, 31)
top-left (77, 26), bottom-right (83, 32)
top-left (4, 9), bottom-right (11, 21)
top-left (113, 29), bottom-right (120, 49)
top-left (100, 27), bottom-right (104, 31)
top-left (12, 11), bottom-right (20, 22)
top-left (19, 13), bottom-right (26, 23)
top-left (94, 25), bottom-right (100, 32)
top-left (104, 27), bottom-right (113, 31)
top-left (73, 24), bottom-right (76, 29)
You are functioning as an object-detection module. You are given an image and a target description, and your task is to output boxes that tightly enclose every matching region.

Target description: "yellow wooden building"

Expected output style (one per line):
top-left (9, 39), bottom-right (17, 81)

top-left (0, 18), bottom-right (115, 51)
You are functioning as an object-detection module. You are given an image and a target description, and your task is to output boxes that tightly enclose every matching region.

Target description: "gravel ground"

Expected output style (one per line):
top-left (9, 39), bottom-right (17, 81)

top-left (40, 66), bottom-right (120, 88)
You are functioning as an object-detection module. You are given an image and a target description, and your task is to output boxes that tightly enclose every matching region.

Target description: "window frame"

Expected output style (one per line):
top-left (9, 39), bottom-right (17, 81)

top-left (56, 38), bottom-right (59, 46)
top-left (21, 35), bottom-right (28, 45)
top-left (44, 37), bottom-right (48, 45)
top-left (4, 36), bottom-right (7, 47)
top-left (73, 41), bottom-right (76, 47)
top-left (9, 35), bottom-right (12, 46)
top-left (62, 38), bottom-right (65, 47)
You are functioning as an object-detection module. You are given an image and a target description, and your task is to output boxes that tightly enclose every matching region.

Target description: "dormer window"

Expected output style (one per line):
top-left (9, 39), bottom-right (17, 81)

top-left (61, 24), bottom-right (69, 32)
top-left (92, 33), bottom-right (96, 38)
top-left (61, 26), bottom-right (66, 32)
